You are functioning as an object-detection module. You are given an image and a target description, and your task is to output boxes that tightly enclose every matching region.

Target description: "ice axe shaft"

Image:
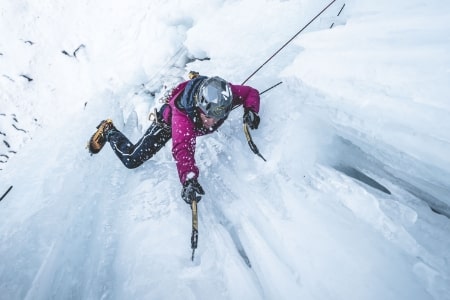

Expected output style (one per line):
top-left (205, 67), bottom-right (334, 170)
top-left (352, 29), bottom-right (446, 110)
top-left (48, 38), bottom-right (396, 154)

top-left (243, 123), bottom-right (266, 162)
top-left (190, 198), bottom-right (198, 261)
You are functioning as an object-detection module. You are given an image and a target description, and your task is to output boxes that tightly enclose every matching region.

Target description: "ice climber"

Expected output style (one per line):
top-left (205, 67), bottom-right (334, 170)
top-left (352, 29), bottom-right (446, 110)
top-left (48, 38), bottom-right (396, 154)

top-left (87, 73), bottom-right (261, 204)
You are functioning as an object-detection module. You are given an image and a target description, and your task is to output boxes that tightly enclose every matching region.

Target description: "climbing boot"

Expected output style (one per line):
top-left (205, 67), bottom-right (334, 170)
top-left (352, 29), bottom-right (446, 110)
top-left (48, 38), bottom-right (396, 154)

top-left (87, 119), bottom-right (114, 154)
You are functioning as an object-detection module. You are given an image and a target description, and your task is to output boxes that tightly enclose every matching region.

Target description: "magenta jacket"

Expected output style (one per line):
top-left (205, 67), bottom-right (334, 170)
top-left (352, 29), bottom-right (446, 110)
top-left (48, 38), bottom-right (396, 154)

top-left (161, 80), bottom-right (260, 184)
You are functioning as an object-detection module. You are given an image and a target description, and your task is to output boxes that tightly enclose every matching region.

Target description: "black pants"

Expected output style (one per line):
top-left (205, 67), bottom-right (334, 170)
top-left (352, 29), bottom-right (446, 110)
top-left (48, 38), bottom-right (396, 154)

top-left (107, 121), bottom-right (171, 169)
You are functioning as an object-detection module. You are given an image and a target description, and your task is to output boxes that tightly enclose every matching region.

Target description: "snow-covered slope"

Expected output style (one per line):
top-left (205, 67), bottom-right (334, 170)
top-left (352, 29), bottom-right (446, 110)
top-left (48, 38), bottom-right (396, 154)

top-left (1, 0), bottom-right (449, 299)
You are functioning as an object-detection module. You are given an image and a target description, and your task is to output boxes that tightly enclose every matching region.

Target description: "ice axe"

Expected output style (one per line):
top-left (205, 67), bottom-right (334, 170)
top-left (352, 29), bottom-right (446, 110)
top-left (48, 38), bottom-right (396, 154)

top-left (233, 81), bottom-right (282, 161)
top-left (190, 197), bottom-right (199, 261)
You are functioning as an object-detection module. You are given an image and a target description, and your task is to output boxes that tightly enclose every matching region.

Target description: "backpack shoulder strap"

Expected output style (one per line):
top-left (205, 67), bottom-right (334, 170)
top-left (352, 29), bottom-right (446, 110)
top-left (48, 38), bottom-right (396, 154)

top-left (179, 76), bottom-right (208, 120)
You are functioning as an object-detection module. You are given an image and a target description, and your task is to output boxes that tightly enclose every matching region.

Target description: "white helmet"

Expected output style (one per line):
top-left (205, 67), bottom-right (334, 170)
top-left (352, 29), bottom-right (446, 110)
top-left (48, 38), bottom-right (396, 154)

top-left (196, 76), bottom-right (233, 120)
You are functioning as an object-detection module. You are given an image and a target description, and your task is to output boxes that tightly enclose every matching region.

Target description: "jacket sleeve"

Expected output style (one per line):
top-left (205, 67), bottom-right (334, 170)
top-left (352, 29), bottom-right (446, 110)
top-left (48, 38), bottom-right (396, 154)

top-left (171, 107), bottom-right (199, 184)
top-left (230, 84), bottom-right (260, 113)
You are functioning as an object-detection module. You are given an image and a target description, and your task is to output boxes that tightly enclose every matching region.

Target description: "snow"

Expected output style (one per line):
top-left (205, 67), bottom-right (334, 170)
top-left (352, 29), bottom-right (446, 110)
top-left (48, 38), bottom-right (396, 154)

top-left (1, 0), bottom-right (450, 299)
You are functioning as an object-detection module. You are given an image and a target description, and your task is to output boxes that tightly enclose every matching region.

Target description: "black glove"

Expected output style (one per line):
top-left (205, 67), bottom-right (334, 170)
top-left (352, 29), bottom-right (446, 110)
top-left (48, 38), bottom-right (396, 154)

top-left (181, 178), bottom-right (205, 204)
top-left (243, 108), bottom-right (260, 130)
